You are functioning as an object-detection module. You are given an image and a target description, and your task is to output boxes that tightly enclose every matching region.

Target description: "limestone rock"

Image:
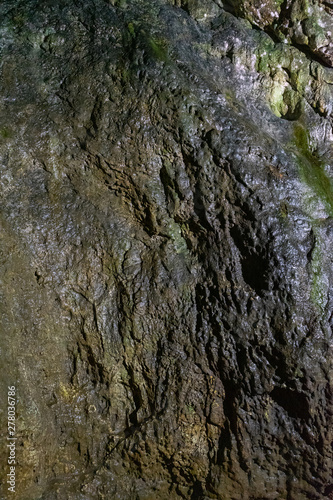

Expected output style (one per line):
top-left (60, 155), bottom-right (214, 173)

top-left (0, 0), bottom-right (332, 498)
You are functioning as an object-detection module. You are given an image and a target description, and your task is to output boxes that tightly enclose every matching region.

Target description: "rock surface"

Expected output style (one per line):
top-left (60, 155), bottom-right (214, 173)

top-left (0, 0), bottom-right (332, 498)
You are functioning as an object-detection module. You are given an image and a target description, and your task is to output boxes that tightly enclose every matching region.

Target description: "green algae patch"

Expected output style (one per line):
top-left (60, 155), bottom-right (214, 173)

top-left (279, 201), bottom-right (289, 220)
top-left (124, 20), bottom-right (169, 64)
top-left (293, 124), bottom-right (333, 217)
top-left (0, 126), bottom-right (13, 139)
top-left (292, 124), bottom-right (333, 312)
top-left (127, 22), bottom-right (136, 37)
top-left (148, 37), bottom-right (169, 62)
top-left (255, 35), bottom-right (278, 74)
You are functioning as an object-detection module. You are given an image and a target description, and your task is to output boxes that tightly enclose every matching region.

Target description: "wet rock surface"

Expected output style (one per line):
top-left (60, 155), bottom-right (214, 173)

top-left (0, 0), bottom-right (332, 498)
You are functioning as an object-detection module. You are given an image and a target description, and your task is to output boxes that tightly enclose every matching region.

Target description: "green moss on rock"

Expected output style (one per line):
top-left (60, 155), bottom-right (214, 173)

top-left (292, 124), bottom-right (333, 311)
top-left (293, 124), bottom-right (333, 217)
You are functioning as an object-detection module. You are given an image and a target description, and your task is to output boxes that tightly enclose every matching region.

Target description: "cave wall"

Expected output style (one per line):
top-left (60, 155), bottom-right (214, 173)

top-left (0, 0), bottom-right (332, 498)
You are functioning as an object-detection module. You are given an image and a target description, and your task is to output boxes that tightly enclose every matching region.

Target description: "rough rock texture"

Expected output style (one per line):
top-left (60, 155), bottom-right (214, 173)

top-left (224, 0), bottom-right (333, 67)
top-left (0, 0), bottom-right (332, 498)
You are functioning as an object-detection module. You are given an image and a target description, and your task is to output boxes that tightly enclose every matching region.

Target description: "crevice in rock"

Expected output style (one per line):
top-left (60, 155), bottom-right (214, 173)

top-left (229, 223), bottom-right (270, 295)
top-left (270, 387), bottom-right (310, 420)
